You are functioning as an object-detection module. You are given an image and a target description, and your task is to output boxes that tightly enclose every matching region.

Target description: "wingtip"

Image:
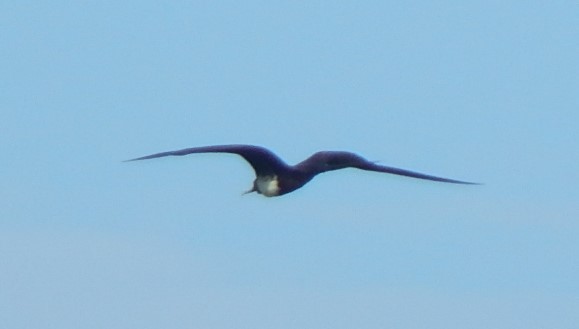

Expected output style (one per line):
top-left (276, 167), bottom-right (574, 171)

top-left (122, 157), bottom-right (144, 162)
top-left (457, 180), bottom-right (483, 185)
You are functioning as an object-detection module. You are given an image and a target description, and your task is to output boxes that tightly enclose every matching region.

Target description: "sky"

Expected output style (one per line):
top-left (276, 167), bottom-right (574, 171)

top-left (1, 1), bottom-right (578, 328)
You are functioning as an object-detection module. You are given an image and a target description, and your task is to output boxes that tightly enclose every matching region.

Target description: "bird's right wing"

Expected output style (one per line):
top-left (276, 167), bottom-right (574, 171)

top-left (360, 162), bottom-right (479, 185)
top-left (126, 144), bottom-right (289, 175)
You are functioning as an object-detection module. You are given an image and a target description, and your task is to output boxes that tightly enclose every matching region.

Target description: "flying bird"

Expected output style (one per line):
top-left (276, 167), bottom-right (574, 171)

top-left (127, 144), bottom-right (478, 197)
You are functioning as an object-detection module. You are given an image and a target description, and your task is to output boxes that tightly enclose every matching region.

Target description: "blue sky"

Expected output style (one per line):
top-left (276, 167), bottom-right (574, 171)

top-left (1, 1), bottom-right (578, 328)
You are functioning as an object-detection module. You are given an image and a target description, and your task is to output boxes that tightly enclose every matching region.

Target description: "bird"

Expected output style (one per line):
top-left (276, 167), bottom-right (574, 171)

top-left (126, 144), bottom-right (478, 197)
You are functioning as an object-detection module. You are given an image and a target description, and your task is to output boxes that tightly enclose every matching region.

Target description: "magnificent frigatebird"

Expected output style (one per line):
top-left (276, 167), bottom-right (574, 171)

top-left (127, 144), bottom-right (477, 197)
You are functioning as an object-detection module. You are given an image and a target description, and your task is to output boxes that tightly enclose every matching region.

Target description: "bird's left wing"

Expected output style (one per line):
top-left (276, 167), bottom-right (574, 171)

top-left (126, 144), bottom-right (289, 175)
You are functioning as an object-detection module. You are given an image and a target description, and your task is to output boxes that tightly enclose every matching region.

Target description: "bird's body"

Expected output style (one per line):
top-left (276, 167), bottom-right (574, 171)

top-left (127, 144), bottom-right (477, 197)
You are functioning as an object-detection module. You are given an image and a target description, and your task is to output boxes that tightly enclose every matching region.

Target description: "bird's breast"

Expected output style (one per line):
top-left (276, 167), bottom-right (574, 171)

top-left (255, 175), bottom-right (281, 197)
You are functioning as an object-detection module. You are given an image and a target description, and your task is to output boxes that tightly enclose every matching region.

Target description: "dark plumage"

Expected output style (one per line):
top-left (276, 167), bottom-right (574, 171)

top-left (127, 144), bottom-right (478, 197)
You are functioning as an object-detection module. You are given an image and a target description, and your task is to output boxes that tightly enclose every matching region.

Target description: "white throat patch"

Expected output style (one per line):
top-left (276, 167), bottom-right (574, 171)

top-left (256, 175), bottom-right (280, 197)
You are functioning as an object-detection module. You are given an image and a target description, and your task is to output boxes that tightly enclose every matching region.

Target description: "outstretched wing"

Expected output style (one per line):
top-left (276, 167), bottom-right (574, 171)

top-left (358, 161), bottom-right (479, 185)
top-left (126, 144), bottom-right (289, 175)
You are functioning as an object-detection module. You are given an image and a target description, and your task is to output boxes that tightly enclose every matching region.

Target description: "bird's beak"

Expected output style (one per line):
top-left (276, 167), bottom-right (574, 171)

top-left (242, 187), bottom-right (256, 195)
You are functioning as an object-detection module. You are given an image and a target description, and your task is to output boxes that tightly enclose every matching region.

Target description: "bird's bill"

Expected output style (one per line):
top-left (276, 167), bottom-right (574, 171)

top-left (242, 187), bottom-right (256, 195)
